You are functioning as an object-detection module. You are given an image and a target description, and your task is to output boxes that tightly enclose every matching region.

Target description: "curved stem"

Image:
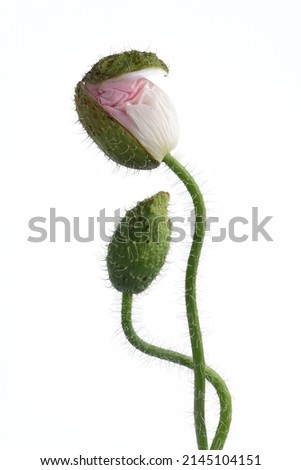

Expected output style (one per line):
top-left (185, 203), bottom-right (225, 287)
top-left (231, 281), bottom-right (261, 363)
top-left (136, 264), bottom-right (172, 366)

top-left (206, 369), bottom-right (232, 450)
top-left (121, 292), bottom-right (192, 368)
top-left (121, 292), bottom-right (232, 450)
top-left (163, 153), bottom-right (208, 449)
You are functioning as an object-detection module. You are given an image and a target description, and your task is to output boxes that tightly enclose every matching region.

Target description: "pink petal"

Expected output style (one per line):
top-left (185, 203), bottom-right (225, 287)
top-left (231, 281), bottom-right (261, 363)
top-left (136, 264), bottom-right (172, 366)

top-left (86, 77), bottom-right (152, 133)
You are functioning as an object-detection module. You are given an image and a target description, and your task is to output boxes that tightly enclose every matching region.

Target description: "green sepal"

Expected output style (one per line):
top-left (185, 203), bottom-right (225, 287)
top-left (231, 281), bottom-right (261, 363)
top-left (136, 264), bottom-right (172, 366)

top-left (82, 50), bottom-right (169, 85)
top-left (107, 191), bottom-right (171, 294)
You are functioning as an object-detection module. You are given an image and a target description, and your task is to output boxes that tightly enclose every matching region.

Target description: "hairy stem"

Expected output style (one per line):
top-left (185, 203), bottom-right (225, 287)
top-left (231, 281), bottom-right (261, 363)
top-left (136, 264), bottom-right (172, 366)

top-left (121, 292), bottom-right (232, 449)
top-left (163, 153), bottom-right (208, 449)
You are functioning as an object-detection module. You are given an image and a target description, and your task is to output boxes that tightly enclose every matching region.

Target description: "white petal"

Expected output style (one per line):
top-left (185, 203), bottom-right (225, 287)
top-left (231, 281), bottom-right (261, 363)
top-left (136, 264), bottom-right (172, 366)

top-left (125, 83), bottom-right (179, 162)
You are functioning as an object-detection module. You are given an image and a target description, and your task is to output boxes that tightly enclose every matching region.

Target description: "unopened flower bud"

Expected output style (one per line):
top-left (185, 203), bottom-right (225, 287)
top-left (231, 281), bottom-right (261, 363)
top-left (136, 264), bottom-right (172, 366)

top-left (107, 191), bottom-right (170, 294)
top-left (75, 51), bottom-right (179, 170)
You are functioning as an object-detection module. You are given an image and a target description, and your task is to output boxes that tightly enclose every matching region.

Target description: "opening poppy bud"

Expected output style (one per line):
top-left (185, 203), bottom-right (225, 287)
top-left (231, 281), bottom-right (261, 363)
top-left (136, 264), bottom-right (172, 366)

top-left (107, 191), bottom-right (171, 294)
top-left (75, 51), bottom-right (179, 170)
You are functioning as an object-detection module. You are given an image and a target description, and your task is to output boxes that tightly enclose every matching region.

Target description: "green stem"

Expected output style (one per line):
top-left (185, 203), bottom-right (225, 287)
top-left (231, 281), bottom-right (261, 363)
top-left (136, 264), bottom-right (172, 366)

top-left (206, 369), bottom-right (232, 450)
top-left (121, 292), bottom-right (192, 368)
top-left (163, 153), bottom-right (208, 449)
top-left (121, 292), bottom-right (232, 449)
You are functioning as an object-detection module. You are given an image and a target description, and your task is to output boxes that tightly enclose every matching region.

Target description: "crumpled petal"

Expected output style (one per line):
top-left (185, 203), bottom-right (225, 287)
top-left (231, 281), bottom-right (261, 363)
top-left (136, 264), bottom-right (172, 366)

top-left (86, 73), bottom-right (179, 162)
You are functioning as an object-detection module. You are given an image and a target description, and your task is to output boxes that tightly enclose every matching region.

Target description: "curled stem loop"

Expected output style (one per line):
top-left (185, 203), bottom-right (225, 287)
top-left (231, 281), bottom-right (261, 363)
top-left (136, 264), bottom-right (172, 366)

top-left (121, 293), bottom-right (232, 449)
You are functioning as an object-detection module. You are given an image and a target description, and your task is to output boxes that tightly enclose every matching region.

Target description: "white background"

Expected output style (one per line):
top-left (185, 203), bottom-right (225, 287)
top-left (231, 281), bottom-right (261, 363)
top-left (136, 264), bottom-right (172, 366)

top-left (1, 0), bottom-right (301, 466)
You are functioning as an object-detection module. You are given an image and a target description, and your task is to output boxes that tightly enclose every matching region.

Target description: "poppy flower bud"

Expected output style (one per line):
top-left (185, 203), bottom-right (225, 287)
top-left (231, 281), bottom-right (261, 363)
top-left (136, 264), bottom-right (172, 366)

top-left (107, 191), bottom-right (170, 294)
top-left (75, 51), bottom-right (179, 170)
